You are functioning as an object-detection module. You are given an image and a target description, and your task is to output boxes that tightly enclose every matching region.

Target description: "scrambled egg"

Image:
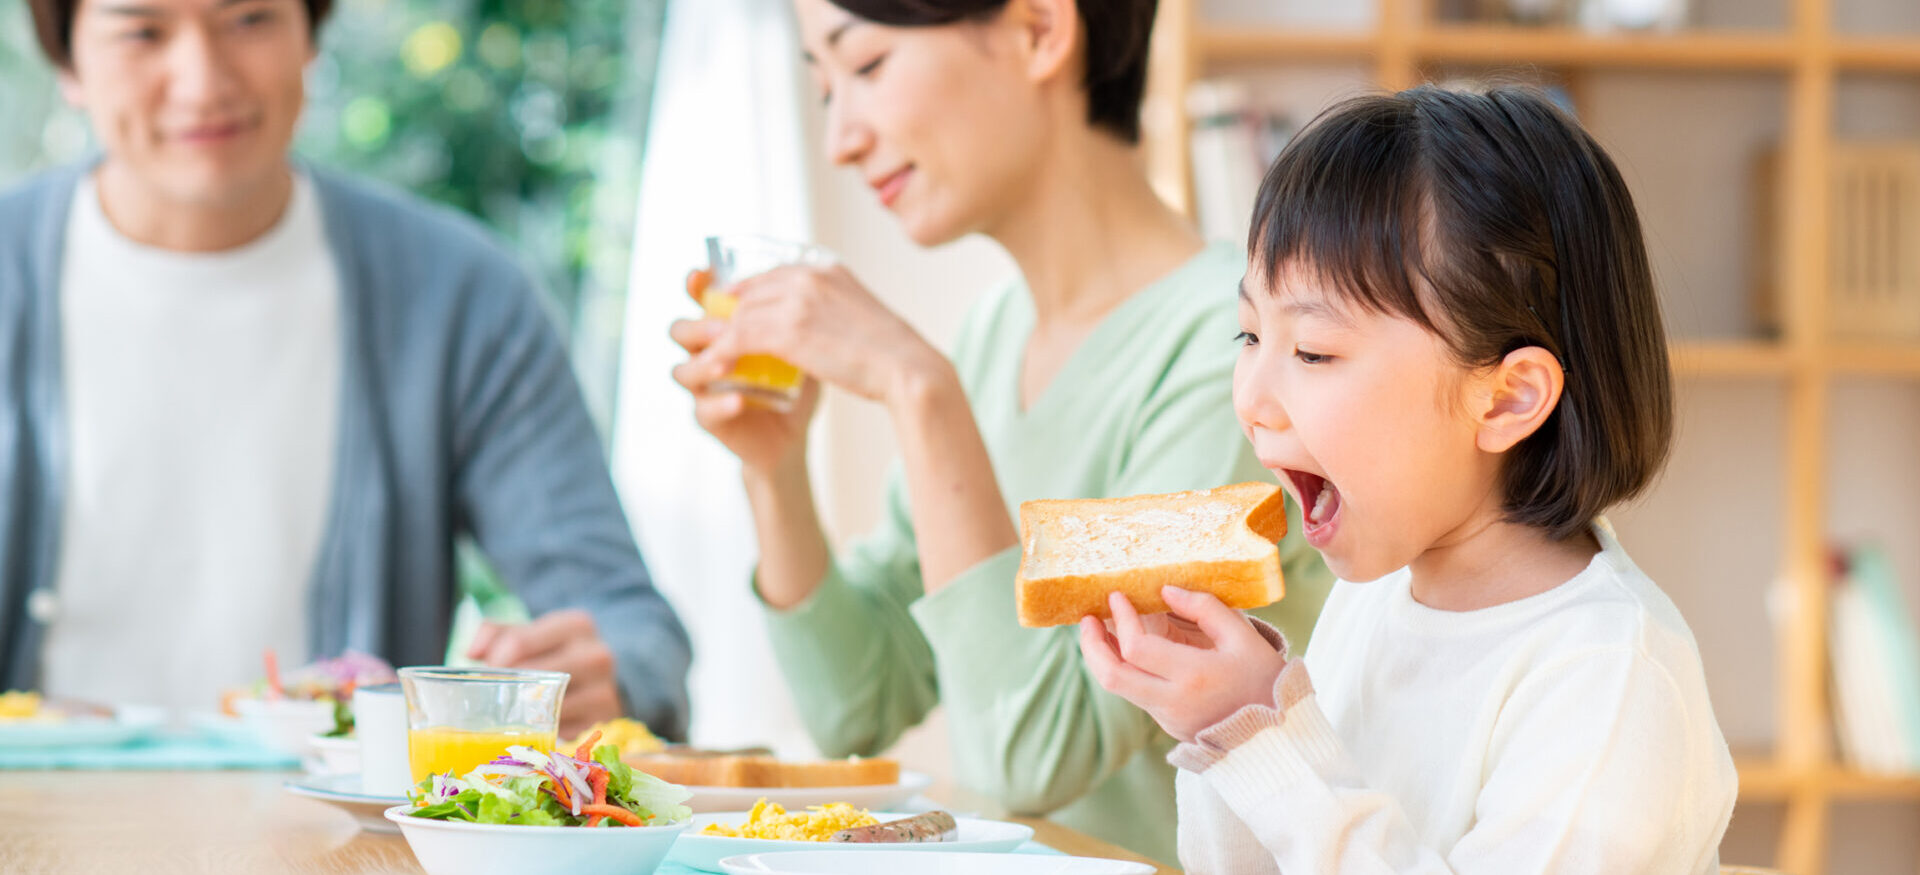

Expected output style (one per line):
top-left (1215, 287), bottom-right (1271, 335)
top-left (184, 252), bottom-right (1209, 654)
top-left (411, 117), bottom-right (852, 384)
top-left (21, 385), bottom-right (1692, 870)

top-left (0, 690), bottom-right (45, 722)
top-left (567, 718), bottom-right (665, 757)
top-left (702, 798), bottom-right (878, 841)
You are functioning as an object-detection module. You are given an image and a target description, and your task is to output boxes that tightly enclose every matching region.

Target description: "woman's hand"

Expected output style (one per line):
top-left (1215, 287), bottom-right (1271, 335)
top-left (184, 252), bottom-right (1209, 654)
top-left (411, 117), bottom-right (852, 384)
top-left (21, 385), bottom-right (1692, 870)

top-left (692, 263), bottom-right (947, 407)
top-left (1079, 587), bottom-right (1287, 743)
top-left (671, 270), bottom-right (821, 476)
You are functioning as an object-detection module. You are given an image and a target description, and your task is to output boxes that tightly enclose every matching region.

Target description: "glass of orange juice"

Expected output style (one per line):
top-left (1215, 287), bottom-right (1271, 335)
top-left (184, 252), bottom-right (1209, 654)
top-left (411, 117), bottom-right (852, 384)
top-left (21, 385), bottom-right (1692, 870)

top-left (397, 666), bottom-right (567, 786)
top-left (701, 234), bottom-right (837, 410)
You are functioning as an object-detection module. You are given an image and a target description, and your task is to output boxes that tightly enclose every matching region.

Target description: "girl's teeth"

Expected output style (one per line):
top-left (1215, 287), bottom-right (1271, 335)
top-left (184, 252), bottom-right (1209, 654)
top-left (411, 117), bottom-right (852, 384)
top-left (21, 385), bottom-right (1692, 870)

top-left (1309, 484), bottom-right (1335, 525)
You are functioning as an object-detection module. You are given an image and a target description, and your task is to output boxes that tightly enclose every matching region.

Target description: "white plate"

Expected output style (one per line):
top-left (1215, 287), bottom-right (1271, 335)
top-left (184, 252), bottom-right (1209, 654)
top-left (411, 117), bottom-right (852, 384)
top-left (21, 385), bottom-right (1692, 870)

top-left (678, 770), bottom-right (932, 813)
top-left (384, 804), bottom-right (689, 875)
top-left (719, 850), bottom-right (1156, 875)
top-left (233, 698), bottom-right (336, 756)
top-left (668, 811), bottom-right (1033, 873)
top-left (0, 705), bottom-right (163, 749)
top-left (285, 773), bottom-right (410, 833)
top-left (188, 711), bottom-right (267, 746)
top-left (307, 732), bottom-right (361, 775)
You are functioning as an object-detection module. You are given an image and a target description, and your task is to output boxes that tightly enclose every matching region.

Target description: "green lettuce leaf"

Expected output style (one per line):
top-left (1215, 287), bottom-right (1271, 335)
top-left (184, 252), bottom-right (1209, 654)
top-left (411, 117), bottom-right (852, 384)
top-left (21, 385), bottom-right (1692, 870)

top-left (595, 744), bottom-right (691, 824)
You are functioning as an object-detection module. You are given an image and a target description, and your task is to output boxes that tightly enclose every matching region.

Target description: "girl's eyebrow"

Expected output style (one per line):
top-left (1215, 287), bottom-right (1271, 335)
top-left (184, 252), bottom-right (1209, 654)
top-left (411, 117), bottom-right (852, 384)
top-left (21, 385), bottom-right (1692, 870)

top-left (1283, 299), bottom-right (1341, 320)
top-left (1289, 300), bottom-right (1358, 331)
top-left (1241, 279), bottom-right (1355, 327)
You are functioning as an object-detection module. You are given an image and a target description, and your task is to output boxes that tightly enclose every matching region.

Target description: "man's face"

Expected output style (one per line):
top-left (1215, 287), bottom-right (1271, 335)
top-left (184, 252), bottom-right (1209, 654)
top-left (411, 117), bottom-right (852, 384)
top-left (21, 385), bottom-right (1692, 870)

top-left (60, 0), bottom-right (313, 207)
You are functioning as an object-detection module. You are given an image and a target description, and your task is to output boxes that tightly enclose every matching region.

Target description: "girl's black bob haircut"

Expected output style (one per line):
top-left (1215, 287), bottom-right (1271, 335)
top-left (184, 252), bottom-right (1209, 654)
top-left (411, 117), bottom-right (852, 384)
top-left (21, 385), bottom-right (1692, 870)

top-left (1249, 85), bottom-right (1672, 540)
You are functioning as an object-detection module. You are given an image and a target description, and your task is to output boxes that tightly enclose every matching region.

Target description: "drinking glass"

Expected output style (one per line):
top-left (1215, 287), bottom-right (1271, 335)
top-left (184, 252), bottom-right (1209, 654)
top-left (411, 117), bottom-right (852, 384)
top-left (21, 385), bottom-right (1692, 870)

top-left (398, 666), bottom-right (567, 784)
top-left (700, 234), bottom-right (837, 410)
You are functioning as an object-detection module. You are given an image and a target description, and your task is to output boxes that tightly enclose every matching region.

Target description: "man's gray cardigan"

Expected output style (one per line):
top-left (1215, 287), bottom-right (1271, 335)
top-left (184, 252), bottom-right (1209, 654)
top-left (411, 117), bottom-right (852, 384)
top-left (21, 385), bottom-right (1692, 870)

top-left (0, 162), bottom-right (691, 739)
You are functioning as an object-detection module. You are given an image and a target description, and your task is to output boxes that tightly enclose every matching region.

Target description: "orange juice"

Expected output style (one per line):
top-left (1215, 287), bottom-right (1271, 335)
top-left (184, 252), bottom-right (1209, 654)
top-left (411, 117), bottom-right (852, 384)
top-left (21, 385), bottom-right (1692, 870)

top-left (408, 726), bottom-right (557, 782)
top-left (701, 288), bottom-right (804, 402)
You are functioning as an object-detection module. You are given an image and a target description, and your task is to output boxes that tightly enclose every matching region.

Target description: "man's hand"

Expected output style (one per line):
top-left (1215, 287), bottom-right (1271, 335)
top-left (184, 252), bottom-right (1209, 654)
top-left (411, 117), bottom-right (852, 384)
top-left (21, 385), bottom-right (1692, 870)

top-left (466, 609), bottom-right (623, 739)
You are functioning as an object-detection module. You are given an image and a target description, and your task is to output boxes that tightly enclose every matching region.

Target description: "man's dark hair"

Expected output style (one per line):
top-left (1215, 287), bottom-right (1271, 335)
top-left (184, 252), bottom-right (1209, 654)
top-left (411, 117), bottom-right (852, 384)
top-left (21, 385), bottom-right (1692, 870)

top-left (1248, 85), bottom-right (1674, 540)
top-left (28, 0), bottom-right (334, 69)
top-left (827, 0), bottom-right (1158, 144)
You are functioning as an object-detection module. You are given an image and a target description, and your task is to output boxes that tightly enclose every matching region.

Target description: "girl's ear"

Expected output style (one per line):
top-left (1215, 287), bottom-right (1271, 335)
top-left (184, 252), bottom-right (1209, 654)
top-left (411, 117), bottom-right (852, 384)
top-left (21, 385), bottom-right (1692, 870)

top-left (1475, 346), bottom-right (1565, 454)
top-left (1007, 0), bottom-right (1080, 85)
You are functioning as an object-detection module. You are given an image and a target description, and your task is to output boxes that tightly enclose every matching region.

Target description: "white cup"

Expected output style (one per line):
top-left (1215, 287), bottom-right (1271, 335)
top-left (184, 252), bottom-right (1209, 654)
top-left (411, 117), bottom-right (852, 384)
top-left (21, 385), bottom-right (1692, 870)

top-left (354, 682), bottom-right (410, 798)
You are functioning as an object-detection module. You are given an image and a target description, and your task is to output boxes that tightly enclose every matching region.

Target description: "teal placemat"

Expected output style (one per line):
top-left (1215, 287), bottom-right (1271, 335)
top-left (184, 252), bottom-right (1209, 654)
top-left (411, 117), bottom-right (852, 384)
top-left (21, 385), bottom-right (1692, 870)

top-left (650, 840), bottom-right (1062, 875)
top-left (0, 729), bottom-right (300, 770)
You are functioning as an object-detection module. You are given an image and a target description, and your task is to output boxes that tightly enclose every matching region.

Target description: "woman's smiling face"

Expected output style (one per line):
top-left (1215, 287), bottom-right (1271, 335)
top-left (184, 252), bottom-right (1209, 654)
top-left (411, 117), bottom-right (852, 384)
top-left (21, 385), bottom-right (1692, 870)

top-left (793, 0), bottom-right (1053, 246)
top-left (1231, 262), bottom-right (1506, 583)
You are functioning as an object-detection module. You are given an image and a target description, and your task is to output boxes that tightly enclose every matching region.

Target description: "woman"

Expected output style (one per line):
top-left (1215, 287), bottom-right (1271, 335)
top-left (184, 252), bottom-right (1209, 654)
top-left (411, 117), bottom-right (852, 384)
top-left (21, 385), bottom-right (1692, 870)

top-left (669, 0), bottom-right (1331, 862)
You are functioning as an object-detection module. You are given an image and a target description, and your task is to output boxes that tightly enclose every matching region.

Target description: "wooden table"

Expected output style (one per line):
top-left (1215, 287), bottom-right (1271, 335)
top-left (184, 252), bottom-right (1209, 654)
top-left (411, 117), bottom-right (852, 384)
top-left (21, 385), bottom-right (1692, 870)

top-left (0, 771), bottom-right (1181, 874)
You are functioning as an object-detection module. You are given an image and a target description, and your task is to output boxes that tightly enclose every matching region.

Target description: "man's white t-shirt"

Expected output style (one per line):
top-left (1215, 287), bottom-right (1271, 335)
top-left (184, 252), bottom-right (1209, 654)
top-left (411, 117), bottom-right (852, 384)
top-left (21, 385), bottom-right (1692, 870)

top-left (41, 173), bottom-right (341, 710)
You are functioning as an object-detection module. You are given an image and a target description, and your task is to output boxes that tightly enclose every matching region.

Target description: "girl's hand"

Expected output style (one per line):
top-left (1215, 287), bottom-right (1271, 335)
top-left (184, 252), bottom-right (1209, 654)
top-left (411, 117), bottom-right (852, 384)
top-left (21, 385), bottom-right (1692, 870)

top-left (1079, 586), bottom-right (1288, 743)
top-left (691, 263), bottom-right (946, 407)
top-left (671, 270), bottom-right (821, 476)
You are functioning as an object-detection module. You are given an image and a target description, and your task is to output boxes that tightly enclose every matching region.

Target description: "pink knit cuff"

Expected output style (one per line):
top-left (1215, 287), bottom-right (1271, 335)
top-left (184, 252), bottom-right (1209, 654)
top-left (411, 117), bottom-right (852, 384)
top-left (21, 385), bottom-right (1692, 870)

top-left (1165, 637), bottom-right (1315, 774)
top-left (1247, 616), bottom-right (1288, 655)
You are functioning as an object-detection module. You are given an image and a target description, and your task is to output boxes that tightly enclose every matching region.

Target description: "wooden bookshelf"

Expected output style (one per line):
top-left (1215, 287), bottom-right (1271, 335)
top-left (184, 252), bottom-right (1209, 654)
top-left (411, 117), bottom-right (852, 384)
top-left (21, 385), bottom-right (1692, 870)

top-left (1834, 37), bottom-right (1920, 73)
top-left (1144, 2), bottom-right (1920, 873)
top-left (1415, 25), bottom-right (1798, 70)
top-left (1195, 28), bottom-right (1376, 63)
top-left (1828, 344), bottom-right (1920, 378)
top-left (1673, 340), bottom-right (1794, 377)
top-left (1737, 756), bottom-right (1920, 802)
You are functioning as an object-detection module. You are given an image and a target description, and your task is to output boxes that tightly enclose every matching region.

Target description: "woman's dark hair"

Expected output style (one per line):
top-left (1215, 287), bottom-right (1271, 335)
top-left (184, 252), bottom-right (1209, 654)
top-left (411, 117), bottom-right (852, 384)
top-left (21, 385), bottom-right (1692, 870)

top-left (827, 0), bottom-right (1158, 144)
top-left (1249, 85), bottom-right (1672, 540)
top-left (28, 0), bottom-right (334, 69)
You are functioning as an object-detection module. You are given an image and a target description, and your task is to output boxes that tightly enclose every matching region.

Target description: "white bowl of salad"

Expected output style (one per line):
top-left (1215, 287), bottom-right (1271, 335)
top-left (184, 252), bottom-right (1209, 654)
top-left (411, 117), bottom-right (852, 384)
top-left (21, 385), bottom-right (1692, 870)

top-left (384, 738), bottom-right (692, 875)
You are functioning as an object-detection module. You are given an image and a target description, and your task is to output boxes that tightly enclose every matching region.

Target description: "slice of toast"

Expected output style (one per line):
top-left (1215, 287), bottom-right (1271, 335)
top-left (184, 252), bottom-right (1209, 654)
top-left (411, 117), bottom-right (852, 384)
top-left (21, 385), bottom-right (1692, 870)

top-left (624, 752), bottom-right (900, 787)
top-left (746, 757), bottom-right (899, 788)
top-left (1015, 481), bottom-right (1289, 627)
top-left (625, 753), bottom-right (719, 786)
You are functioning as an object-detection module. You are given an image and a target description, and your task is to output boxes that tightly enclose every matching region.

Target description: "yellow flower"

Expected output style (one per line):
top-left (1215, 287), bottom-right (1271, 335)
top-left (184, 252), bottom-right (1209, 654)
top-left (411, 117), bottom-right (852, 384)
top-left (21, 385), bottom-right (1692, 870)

top-left (403, 22), bottom-right (463, 78)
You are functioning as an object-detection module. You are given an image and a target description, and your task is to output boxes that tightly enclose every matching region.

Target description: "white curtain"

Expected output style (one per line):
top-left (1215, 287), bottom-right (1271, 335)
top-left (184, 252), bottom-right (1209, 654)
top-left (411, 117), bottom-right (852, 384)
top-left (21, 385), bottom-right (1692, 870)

top-left (611, 0), bottom-right (814, 756)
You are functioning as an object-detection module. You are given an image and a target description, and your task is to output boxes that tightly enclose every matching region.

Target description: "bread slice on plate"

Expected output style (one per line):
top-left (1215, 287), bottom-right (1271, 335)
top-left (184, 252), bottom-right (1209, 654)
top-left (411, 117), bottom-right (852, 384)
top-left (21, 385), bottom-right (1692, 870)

top-left (1015, 481), bottom-right (1289, 627)
top-left (625, 753), bottom-right (901, 788)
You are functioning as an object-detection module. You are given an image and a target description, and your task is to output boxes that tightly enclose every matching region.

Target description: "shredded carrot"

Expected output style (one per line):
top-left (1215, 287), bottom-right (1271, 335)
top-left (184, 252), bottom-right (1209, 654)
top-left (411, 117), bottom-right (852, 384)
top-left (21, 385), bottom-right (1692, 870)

top-left (579, 804), bottom-right (642, 827)
top-left (579, 764), bottom-right (610, 825)
top-left (544, 773), bottom-right (573, 808)
top-left (263, 649), bottom-right (284, 699)
top-left (573, 730), bottom-right (603, 762)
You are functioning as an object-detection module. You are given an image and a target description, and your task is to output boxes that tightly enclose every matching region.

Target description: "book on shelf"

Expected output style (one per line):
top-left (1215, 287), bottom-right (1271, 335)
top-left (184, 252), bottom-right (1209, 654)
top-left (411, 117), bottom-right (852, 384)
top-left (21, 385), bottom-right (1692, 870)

top-left (1185, 78), bottom-right (1580, 247)
top-left (1828, 543), bottom-right (1920, 774)
top-left (1186, 79), bottom-right (1296, 246)
top-left (1437, 0), bottom-right (1691, 30)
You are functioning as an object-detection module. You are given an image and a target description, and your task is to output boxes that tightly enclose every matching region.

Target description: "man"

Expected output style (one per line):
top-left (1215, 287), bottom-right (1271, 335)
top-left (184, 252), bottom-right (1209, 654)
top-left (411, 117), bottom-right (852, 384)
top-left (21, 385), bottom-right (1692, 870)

top-left (0, 0), bottom-right (690, 739)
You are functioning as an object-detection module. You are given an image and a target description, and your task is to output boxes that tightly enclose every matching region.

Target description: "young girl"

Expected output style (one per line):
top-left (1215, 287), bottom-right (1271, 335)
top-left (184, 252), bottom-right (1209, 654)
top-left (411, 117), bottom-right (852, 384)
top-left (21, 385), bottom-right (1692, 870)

top-left (1079, 85), bottom-right (1739, 873)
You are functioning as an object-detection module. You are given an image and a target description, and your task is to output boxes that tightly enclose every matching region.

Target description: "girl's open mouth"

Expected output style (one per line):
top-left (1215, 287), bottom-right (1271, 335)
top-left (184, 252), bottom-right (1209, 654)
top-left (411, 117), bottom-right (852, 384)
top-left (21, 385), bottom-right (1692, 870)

top-left (1285, 469), bottom-right (1342, 549)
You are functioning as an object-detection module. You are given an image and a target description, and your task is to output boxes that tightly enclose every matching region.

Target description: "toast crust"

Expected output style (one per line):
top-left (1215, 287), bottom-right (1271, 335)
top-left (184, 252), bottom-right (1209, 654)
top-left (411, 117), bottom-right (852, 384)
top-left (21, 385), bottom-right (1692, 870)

top-left (1015, 481), bottom-right (1289, 627)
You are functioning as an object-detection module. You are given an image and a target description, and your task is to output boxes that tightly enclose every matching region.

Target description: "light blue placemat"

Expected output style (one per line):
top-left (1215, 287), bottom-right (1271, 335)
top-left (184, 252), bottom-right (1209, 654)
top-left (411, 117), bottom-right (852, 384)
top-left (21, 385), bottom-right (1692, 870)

top-left (650, 840), bottom-right (1063, 875)
top-left (0, 728), bottom-right (300, 770)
